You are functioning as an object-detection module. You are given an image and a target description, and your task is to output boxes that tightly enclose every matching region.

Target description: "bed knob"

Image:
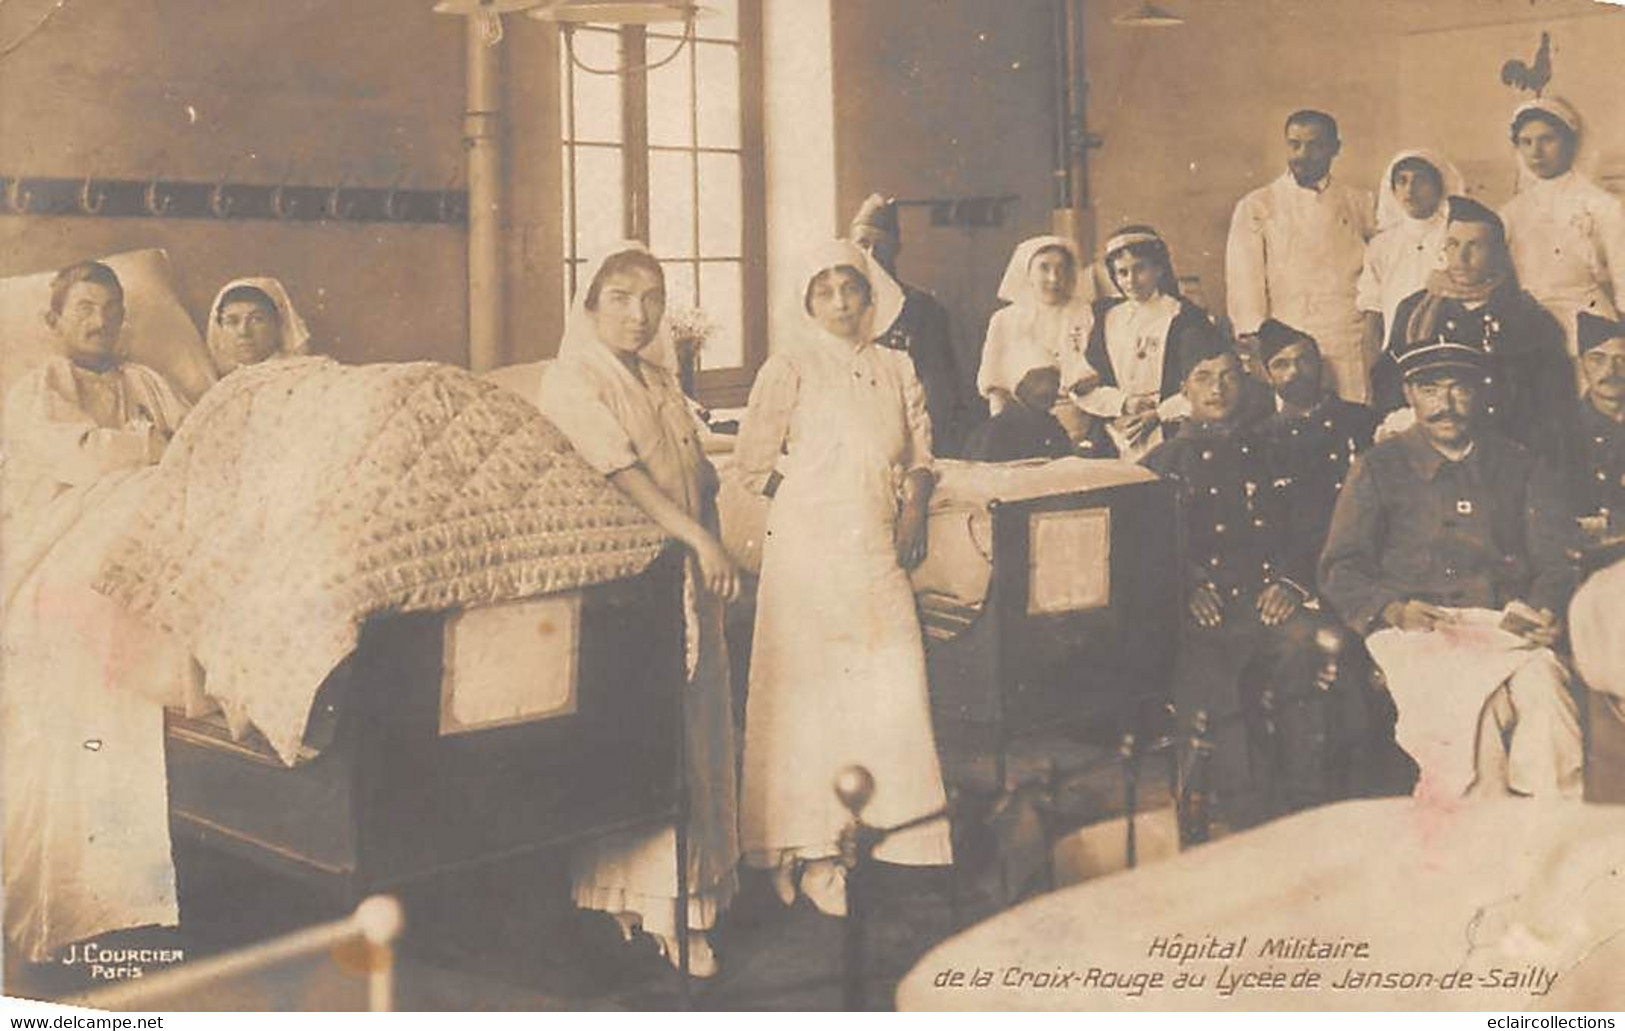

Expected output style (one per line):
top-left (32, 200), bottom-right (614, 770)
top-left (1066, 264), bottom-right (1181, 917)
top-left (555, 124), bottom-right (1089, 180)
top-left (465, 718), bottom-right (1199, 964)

top-left (355, 895), bottom-right (405, 946)
top-left (834, 764), bottom-right (876, 818)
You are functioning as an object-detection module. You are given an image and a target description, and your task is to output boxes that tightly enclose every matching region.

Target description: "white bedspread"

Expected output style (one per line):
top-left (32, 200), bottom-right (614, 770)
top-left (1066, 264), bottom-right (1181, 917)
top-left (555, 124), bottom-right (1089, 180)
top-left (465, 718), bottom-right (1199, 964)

top-left (898, 798), bottom-right (1625, 1011)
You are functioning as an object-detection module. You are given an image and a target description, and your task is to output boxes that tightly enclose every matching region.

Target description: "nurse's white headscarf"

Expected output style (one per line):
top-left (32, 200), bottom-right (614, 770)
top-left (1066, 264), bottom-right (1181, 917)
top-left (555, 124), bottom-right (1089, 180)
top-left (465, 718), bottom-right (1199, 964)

top-left (792, 239), bottom-right (905, 344)
top-left (558, 241), bottom-right (676, 369)
top-left (1375, 149), bottom-right (1466, 231)
top-left (206, 277), bottom-right (312, 357)
top-left (996, 234), bottom-right (1088, 308)
top-left (1510, 95), bottom-right (1591, 192)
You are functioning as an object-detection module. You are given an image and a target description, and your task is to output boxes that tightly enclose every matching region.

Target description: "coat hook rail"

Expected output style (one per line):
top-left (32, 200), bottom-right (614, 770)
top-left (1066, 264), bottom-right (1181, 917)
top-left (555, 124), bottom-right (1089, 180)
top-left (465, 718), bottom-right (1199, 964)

top-left (0, 175), bottom-right (468, 224)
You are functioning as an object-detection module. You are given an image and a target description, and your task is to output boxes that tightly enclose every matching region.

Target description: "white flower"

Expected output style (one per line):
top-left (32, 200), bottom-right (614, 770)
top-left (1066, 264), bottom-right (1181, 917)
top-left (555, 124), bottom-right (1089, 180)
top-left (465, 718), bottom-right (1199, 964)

top-left (666, 305), bottom-right (717, 349)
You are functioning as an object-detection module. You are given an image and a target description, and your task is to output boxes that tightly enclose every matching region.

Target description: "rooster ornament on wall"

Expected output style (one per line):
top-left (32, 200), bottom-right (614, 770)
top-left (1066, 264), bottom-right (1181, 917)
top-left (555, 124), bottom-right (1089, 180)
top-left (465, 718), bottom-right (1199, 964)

top-left (1501, 31), bottom-right (1552, 96)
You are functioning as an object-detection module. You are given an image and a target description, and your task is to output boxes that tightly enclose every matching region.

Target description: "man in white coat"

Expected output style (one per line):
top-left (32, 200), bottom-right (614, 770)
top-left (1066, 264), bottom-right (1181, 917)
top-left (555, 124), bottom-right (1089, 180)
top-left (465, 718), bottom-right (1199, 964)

top-left (1227, 109), bottom-right (1376, 403)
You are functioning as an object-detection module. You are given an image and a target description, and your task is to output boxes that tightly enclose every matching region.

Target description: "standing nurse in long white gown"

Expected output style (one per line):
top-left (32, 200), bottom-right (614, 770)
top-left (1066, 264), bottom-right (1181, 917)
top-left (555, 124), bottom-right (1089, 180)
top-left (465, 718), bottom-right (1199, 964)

top-left (736, 240), bottom-right (953, 918)
top-left (537, 243), bottom-right (740, 978)
top-left (1500, 97), bottom-right (1625, 371)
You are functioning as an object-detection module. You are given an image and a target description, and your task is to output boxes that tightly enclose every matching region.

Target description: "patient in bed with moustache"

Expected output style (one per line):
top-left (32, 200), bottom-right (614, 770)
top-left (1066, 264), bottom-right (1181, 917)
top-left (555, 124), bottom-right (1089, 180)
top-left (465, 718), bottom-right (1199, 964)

top-left (3, 261), bottom-right (196, 967)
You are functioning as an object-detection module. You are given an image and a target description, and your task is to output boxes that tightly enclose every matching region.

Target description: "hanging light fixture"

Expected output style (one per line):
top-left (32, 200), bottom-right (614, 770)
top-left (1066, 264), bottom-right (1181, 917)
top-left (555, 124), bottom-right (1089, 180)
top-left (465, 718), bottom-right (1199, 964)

top-left (1111, 3), bottom-right (1184, 28)
top-left (529, 0), bottom-right (702, 24)
top-left (433, 0), bottom-right (548, 45)
top-left (530, 0), bottom-right (710, 76)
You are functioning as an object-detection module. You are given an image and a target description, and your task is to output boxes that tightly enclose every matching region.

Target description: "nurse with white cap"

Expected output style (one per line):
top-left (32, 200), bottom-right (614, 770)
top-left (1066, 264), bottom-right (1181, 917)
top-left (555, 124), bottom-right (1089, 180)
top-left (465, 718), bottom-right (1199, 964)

top-left (1500, 96), bottom-right (1625, 371)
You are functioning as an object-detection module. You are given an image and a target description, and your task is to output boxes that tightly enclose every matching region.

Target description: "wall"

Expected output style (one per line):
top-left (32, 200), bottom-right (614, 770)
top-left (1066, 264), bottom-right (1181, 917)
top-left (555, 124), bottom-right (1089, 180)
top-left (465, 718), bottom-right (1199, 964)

top-left (1082, 0), bottom-right (1620, 327)
top-left (829, 0), bottom-right (1063, 394)
top-left (0, 0), bottom-right (472, 365)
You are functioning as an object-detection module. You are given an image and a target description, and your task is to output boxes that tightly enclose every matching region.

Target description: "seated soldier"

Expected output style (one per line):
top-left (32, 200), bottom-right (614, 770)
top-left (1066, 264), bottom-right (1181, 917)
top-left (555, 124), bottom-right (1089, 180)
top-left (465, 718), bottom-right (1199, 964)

top-left (1320, 336), bottom-right (1582, 800)
top-left (1143, 348), bottom-right (1362, 831)
top-left (1369, 197), bottom-right (1575, 463)
top-left (962, 364), bottom-right (1077, 462)
top-left (1570, 312), bottom-right (1625, 542)
top-left (3, 261), bottom-right (190, 520)
top-left (1255, 319), bottom-right (1379, 598)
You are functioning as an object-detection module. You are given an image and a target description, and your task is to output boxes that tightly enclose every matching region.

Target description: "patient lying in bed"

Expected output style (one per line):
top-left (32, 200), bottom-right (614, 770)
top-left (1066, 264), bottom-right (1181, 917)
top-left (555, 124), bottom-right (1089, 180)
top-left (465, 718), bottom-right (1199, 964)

top-left (3, 261), bottom-right (197, 964)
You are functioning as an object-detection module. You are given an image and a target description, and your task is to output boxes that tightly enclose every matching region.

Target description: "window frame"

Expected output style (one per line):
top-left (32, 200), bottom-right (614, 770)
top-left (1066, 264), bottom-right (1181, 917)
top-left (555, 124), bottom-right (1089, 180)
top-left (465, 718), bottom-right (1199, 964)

top-left (559, 1), bottom-right (766, 410)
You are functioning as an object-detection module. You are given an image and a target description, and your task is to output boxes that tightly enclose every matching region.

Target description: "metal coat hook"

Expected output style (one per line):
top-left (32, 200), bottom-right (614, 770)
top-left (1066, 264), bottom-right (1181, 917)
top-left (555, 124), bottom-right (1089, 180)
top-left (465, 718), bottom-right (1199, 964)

top-left (7, 178), bottom-right (34, 214)
top-left (144, 179), bottom-right (173, 216)
top-left (325, 171), bottom-right (356, 221)
top-left (210, 160), bottom-right (239, 217)
top-left (78, 177), bottom-right (107, 215)
top-left (384, 174), bottom-right (409, 222)
top-left (437, 172), bottom-right (461, 222)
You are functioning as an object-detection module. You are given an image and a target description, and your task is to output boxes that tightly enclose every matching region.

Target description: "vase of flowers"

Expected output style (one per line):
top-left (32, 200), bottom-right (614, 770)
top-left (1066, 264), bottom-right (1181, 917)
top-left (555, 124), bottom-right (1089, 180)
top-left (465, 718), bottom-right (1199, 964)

top-left (665, 304), bottom-right (716, 400)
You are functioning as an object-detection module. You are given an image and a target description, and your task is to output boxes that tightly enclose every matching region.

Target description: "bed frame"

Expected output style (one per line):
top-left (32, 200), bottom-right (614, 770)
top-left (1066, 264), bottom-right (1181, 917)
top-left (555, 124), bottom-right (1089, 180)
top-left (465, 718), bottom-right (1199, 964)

top-left (164, 549), bottom-right (687, 906)
top-left (922, 479), bottom-right (1182, 782)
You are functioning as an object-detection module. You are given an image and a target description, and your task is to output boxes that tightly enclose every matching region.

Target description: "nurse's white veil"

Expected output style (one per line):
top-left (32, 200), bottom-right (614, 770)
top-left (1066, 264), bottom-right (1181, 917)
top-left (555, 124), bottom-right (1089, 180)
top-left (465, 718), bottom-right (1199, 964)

top-left (1510, 96), bottom-right (1593, 193)
top-left (206, 277), bottom-right (313, 357)
top-left (791, 239), bottom-right (906, 343)
top-left (996, 234), bottom-right (1088, 309)
top-left (559, 241), bottom-right (677, 369)
top-left (1375, 149), bottom-right (1466, 231)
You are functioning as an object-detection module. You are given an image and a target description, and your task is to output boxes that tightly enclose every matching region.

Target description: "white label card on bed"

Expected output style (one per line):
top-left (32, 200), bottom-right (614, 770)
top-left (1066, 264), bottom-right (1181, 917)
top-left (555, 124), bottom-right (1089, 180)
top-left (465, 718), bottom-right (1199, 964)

top-left (439, 593), bottom-right (582, 735)
top-left (1027, 507), bottom-right (1111, 615)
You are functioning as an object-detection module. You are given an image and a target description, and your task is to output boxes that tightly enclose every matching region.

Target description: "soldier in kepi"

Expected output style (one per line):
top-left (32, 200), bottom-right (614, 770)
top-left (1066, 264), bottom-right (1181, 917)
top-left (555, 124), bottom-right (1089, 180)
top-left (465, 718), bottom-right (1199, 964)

top-left (1142, 346), bottom-right (1365, 831)
top-left (1319, 333), bottom-right (1582, 801)
top-left (1570, 312), bottom-right (1625, 543)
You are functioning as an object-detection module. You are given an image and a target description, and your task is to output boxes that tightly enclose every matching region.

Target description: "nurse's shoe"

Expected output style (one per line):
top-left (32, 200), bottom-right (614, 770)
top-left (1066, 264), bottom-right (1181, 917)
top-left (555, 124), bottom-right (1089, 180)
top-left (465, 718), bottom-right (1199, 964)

top-left (800, 859), bottom-right (847, 918)
top-left (651, 931), bottom-right (720, 979)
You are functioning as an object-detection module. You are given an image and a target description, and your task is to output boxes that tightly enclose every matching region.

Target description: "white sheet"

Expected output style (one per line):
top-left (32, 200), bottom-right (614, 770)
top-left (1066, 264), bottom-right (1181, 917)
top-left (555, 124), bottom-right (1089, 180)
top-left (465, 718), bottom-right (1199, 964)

top-left (2, 470), bottom-right (195, 963)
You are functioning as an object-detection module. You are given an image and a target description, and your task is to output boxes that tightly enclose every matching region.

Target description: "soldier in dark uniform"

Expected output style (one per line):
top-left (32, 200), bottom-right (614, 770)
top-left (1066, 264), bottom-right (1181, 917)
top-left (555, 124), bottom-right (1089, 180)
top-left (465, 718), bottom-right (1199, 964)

top-left (1254, 319), bottom-right (1379, 578)
top-left (1143, 348), bottom-right (1359, 830)
top-left (1369, 196), bottom-right (1575, 464)
top-left (1572, 312), bottom-right (1625, 541)
top-left (850, 193), bottom-right (968, 456)
top-left (1320, 338), bottom-right (1582, 799)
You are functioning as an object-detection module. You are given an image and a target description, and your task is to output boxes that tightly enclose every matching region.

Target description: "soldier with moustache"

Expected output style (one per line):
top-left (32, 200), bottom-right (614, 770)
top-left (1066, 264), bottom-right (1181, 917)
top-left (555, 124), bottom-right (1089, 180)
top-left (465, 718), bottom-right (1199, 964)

top-left (1142, 347), bottom-right (1363, 830)
top-left (1253, 319), bottom-right (1379, 579)
top-left (1320, 336), bottom-right (1582, 800)
top-left (1570, 312), bottom-right (1625, 543)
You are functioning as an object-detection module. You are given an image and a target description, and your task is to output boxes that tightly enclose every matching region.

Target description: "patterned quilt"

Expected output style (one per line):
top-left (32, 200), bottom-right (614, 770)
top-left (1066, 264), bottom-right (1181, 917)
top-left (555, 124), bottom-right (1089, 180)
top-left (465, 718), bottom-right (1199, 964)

top-left (97, 356), bottom-right (667, 765)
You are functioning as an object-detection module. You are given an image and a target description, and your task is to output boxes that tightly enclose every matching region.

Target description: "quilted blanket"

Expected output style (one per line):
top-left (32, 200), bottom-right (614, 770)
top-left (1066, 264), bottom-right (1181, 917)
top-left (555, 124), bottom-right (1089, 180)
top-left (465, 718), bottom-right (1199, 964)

top-left (97, 357), bottom-right (668, 765)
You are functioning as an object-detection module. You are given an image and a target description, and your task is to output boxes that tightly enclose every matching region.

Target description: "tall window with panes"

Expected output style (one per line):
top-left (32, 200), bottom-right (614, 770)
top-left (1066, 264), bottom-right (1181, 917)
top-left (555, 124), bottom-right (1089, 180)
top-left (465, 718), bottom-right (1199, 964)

top-left (559, 0), bottom-right (764, 407)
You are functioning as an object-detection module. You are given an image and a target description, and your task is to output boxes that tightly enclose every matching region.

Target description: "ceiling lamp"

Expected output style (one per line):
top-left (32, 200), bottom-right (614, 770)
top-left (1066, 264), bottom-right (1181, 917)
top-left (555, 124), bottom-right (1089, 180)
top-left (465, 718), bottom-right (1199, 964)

top-left (1112, 3), bottom-right (1185, 28)
top-left (433, 0), bottom-right (548, 45)
top-left (530, 0), bottom-right (710, 76)
top-left (528, 0), bottom-right (702, 25)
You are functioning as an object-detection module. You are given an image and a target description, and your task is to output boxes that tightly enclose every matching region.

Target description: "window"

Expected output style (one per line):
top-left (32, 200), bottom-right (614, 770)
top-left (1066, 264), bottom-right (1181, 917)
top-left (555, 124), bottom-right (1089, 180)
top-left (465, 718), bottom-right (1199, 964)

top-left (559, 0), bottom-right (765, 407)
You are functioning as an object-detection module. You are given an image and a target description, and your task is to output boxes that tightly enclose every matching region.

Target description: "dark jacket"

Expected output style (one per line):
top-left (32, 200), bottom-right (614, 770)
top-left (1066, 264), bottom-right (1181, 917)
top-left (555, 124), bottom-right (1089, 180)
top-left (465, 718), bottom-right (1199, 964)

top-left (1083, 295), bottom-right (1225, 457)
top-left (1570, 398), bottom-right (1625, 529)
top-left (880, 283), bottom-right (966, 457)
top-left (1371, 283), bottom-right (1576, 464)
top-left (1318, 426), bottom-right (1578, 632)
top-left (1143, 419), bottom-right (1305, 599)
top-left (963, 402), bottom-right (1073, 463)
top-left (1257, 394), bottom-right (1379, 590)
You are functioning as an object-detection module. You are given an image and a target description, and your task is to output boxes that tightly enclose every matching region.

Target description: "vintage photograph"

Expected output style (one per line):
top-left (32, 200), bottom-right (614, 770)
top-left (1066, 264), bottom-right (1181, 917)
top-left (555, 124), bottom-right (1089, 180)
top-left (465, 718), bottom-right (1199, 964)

top-left (1, 0), bottom-right (1623, 1014)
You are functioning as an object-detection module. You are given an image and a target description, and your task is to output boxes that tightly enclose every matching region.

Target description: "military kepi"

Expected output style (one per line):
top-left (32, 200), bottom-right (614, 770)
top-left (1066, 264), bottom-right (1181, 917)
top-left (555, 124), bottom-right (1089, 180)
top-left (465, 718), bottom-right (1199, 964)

top-left (1577, 310), bottom-right (1625, 355)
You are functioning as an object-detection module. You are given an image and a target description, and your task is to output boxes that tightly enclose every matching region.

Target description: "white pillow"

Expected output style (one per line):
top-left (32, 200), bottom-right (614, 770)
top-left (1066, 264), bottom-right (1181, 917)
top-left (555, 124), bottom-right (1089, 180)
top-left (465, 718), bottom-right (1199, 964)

top-left (0, 249), bottom-right (217, 403)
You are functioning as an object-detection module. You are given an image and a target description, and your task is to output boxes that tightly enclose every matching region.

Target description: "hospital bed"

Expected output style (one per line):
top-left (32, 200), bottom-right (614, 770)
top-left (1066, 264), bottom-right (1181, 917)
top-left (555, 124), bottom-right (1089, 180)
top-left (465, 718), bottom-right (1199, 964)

top-left (163, 549), bottom-right (687, 905)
